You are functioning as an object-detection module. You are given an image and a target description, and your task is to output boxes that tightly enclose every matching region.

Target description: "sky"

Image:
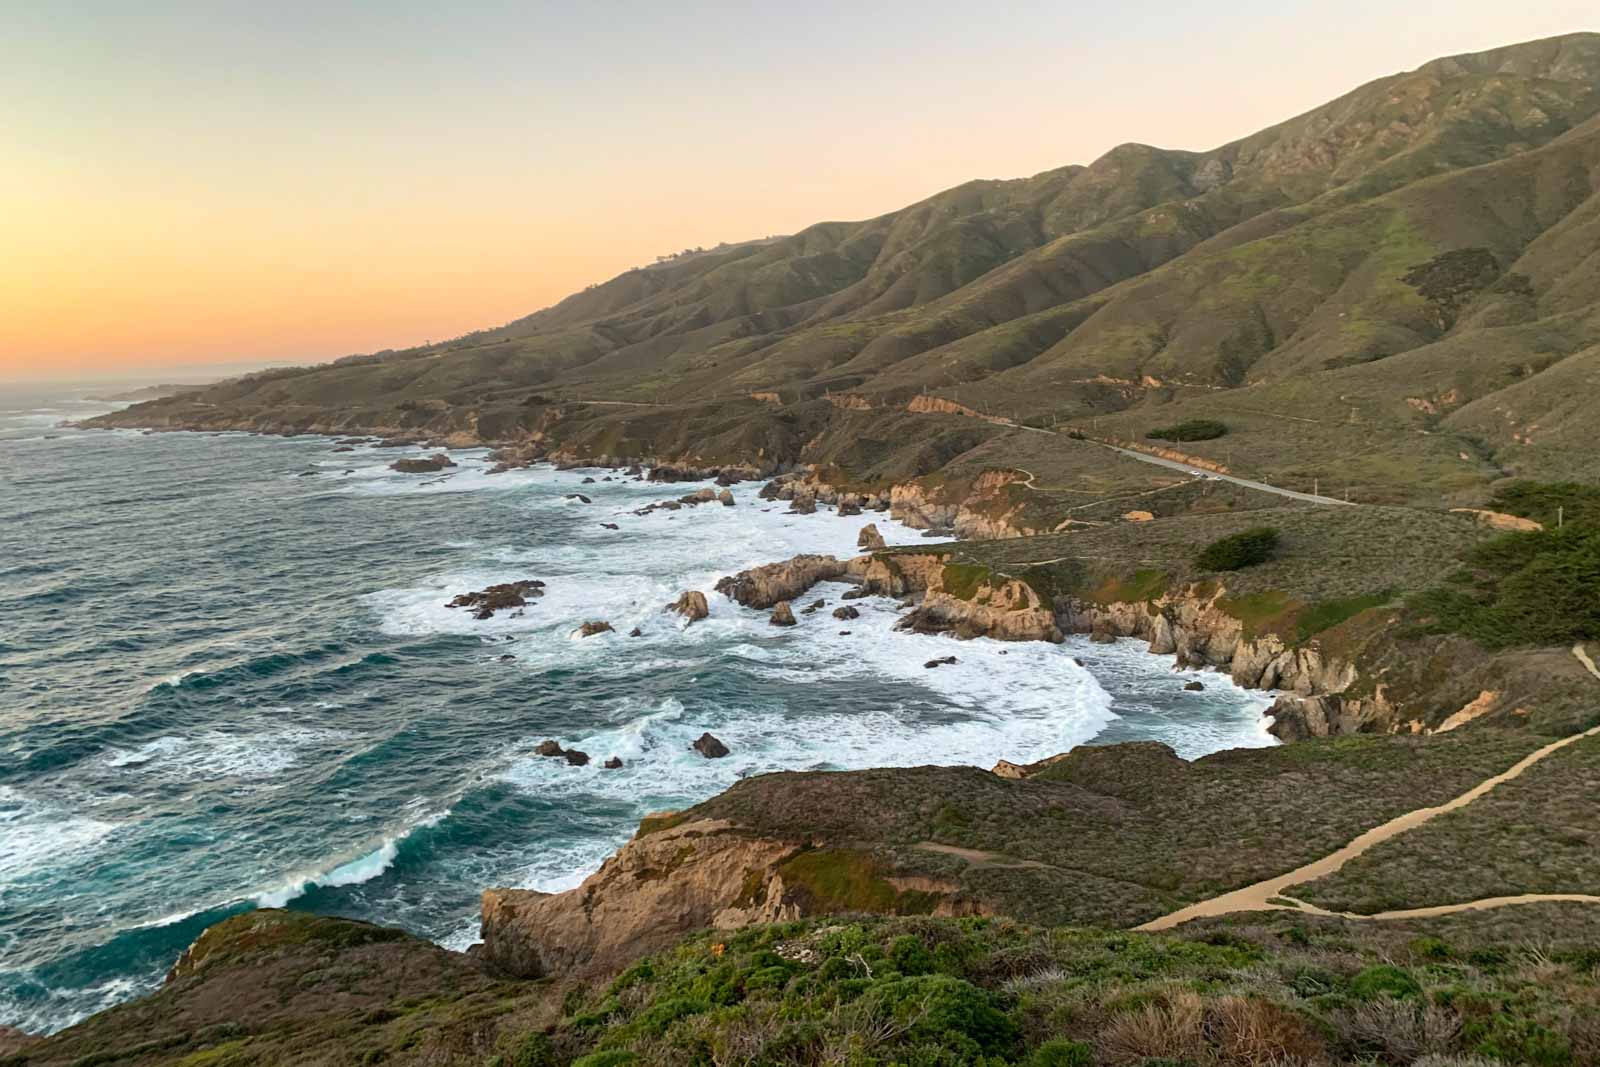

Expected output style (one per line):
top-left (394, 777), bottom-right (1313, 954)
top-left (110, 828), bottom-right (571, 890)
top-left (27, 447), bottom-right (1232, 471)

top-left (1, 1), bottom-right (1594, 381)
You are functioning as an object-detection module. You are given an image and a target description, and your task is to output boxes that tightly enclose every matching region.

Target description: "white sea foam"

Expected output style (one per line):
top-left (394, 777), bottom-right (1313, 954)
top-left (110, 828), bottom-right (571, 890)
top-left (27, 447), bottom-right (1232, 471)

top-left (100, 726), bottom-right (346, 780)
top-left (0, 787), bottom-right (118, 886)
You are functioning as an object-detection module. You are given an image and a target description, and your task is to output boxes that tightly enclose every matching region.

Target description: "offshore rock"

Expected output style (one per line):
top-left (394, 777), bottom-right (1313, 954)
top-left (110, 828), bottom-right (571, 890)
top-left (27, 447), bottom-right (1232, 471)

top-left (577, 621), bottom-right (614, 638)
top-left (692, 732), bottom-right (730, 759)
top-left (446, 579), bottom-right (546, 620)
top-left (389, 452), bottom-right (456, 474)
top-left (857, 523), bottom-right (887, 550)
top-left (667, 590), bottom-right (710, 623)
top-left (715, 554), bottom-right (856, 609)
top-left (769, 601), bottom-right (797, 627)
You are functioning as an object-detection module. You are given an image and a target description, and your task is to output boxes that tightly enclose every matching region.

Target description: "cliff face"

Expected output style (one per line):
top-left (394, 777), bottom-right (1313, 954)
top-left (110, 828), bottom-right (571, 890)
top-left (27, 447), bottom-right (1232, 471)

top-left (1058, 584), bottom-right (1384, 740)
top-left (477, 818), bottom-right (806, 978)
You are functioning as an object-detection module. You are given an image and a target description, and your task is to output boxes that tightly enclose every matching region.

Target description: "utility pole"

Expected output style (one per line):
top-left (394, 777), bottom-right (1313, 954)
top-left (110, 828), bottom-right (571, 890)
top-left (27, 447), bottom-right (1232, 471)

top-left (1558, 506), bottom-right (1564, 529)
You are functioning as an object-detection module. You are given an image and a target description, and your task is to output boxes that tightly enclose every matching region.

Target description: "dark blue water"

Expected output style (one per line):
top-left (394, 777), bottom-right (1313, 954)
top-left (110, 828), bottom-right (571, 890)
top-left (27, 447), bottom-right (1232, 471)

top-left (0, 382), bottom-right (1272, 1033)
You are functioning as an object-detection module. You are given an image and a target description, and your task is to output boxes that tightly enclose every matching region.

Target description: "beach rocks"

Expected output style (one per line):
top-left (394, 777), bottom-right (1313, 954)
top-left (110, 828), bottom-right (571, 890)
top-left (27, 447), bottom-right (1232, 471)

top-left (857, 523), bottom-right (887, 550)
top-left (1184, 680), bottom-right (1206, 691)
top-left (628, 627), bottom-right (642, 637)
top-left (841, 588), bottom-right (869, 601)
top-left (564, 749), bottom-right (591, 767)
top-left (769, 601), bottom-right (797, 626)
top-left (833, 605), bottom-right (860, 620)
top-left (446, 579), bottom-right (546, 620)
top-left (603, 756), bottom-right (623, 769)
top-left (390, 452), bottom-right (456, 474)
top-left (581, 477), bottom-right (596, 484)
top-left (925, 655), bottom-right (958, 669)
top-left (788, 495), bottom-right (817, 515)
top-left (577, 621), bottom-right (614, 638)
top-left (535, 739), bottom-right (565, 757)
top-left (692, 732), bottom-right (730, 758)
top-left (718, 489), bottom-right (735, 506)
top-left (566, 493), bottom-right (592, 503)
top-left (635, 487), bottom-right (725, 516)
top-left (838, 499), bottom-right (862, 516)
top-left (758, 481), bottom-right (784, 501)
top-left (601, 522), bottom-right (620, 530)
top-left (667, 590), bottom-right (710, 623)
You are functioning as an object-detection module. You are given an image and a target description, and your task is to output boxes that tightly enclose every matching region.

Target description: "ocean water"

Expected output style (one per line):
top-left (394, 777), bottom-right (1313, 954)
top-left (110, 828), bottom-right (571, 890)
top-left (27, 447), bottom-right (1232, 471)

top-left (0, 383), bottom-right (1274, 1034)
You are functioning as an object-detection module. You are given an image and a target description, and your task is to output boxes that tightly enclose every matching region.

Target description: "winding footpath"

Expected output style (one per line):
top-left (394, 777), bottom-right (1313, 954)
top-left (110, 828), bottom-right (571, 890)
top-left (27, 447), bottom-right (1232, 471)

top-left (1139, 643), bottom-right (1600, 931)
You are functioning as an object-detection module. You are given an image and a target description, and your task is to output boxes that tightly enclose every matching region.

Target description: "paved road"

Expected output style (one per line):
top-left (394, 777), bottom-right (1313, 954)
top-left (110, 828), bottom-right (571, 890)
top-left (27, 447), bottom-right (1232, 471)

top-left (1098, 443), bottom-right (1357, 507)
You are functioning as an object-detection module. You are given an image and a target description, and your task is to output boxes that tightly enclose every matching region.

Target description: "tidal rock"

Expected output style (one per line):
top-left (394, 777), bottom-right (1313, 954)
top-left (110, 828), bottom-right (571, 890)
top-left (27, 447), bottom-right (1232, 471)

top-left (1184, 680), bottom-right (1206, 691)
top-left (667, 590), bottom-right (710, 623)
top-left (718, 489), bottom-right (735, 506)
top-left (758, 481), bottom-right (784, 501)
top-left (601, 522), bottom-right (620, 530)
top-left (390, 452), bottom-right (456, 474)
top-left (769, 601), bottom-right (797, 626)
top-left (332, 445), bottom-right (355, 453)
top-left (564, 749), bottom-right (591, 767)
top-left (789, 495), bottom-right (817, 515)
top-left (857, 523), bottom-right (887, 550)
top-left (1089, 625), bottom-right (1118, 644)
top-left (838, 499), bottom-right (862, 516)
top-left (626, 464), bottom-right (643, 476)
top-left (838, 630), bottom-right (852, 635)
top-left (833, 605), bottom-right (860, 620)
top-left (581, 476), bottom-right (596, 484)
top-left (297, 470), bottom-right (318, 477)
top-left (447, 579), bottom-right (546, 619)
top-left (603, 756), bottom-right (623, 769)
top-left (566, 493), bottom-right (592, 503)
top-left (577, 621), bottom-right (614, 638)
top-left (715, 554), bottom-right (851, 609)
top-left (841, 588), bottom-right (869, 601)
top-left (715, 471), bottom-right (740, 487)
top-left (628, 627), bottom-right (643, 637)
top-left (692, 732), bottom-right (730, 758)
top-left (924, 655), bottom-right (958, 669)
top-left (535, 739), bottom-right (565, 757)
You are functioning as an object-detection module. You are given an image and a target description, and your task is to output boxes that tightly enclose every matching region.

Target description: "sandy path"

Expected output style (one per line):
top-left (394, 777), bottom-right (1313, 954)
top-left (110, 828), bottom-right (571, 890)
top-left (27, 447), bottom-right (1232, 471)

top-left (1281, 892), bottom-right (1600, 922)
top-left (1138, 720), bottom-right (1600, 931)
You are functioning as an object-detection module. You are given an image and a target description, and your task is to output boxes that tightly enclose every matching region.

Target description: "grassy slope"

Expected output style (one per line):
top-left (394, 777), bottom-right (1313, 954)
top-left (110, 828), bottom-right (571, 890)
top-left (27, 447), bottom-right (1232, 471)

top-left (90, 34), bottom-right (1600, 514)
top-left (17, 906), bottom-right (1600, 1066)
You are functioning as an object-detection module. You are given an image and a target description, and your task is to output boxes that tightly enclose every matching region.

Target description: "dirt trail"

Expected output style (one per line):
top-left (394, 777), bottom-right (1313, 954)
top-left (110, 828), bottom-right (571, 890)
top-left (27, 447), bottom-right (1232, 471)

top-left (1282, 892), bottom-right (1600, 922)
top-left (1576, 642), bottom-right (1600, 681)
top-left (1138, 721), bottom-right (1600, 931)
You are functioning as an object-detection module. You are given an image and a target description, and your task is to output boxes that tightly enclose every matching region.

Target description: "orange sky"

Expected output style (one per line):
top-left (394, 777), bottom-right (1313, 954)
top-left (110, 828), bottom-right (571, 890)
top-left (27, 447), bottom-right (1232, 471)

top-left (2, 2), bottom-right (1592, 381)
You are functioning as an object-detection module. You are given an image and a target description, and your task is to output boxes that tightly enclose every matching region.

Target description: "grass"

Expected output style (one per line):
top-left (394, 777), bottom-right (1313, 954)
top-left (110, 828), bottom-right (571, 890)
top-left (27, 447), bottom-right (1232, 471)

top-left (1296, 735), bottom-right (1600, 914)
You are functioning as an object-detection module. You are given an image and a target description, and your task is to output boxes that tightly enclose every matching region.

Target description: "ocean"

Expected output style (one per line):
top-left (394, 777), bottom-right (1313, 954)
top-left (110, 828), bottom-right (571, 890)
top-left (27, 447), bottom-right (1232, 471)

top-left (0, 382), bottom-right (1273, 1034)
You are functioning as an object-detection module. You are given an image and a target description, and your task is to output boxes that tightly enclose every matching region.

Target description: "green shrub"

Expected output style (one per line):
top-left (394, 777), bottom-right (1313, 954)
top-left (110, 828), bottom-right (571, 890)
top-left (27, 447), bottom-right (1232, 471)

top-left (506, 1033), bottom-right (555, 1067)
top-left (1147, 418), bottom-right (1228, 442)
top-left (866, 974), bottom-right (1017, 1056)
top-left (1196, 526), bottom-right (1280, 571)
top-left (890, 934), bottom-right (936, 976)
top-left (1409, 523), bottom-right (1600, 648)
top-left (1350, 964), bottom-right (1422, 1000)
top-left (1027, 1037), bottom-right (1095, 1065)
top-left (570, 1052), bottom-right (637, 1067)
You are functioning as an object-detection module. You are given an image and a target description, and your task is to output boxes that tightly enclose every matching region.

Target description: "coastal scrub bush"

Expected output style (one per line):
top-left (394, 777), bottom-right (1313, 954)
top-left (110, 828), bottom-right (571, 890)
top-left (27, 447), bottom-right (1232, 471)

top-left (1196, 526), bottom-right (1280, 571)
top-left (1408, 522), bottom-right (1600, 648)
top-left (1147, 418), bottom-right (1228, 442)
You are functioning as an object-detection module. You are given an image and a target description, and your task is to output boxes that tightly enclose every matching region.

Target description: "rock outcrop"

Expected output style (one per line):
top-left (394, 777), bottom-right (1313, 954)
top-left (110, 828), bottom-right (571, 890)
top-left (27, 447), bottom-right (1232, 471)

top-left (576, 621), bottom-right (614, 638)
top-left (667, 590), bottom-right (710, 623)
top-left (390, 452), bottom-right (456, 473)
top-left (478, 819), bottom-right (804, 978)
top-left (715, 554), bottom-right (859, 609)
top-left (857, 523), bottom-right (887, 550)
top-left (769, 601), bottom-right (797, 626)
top-left (446, 579), bottom-right (545, 620)
top-left (692, 732), bottom-right (730, 758)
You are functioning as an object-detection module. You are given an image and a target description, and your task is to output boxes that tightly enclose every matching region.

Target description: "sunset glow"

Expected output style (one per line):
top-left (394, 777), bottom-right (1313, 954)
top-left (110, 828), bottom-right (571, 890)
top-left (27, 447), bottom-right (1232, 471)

top-left (2, 0), bottom-right (1591, 379)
